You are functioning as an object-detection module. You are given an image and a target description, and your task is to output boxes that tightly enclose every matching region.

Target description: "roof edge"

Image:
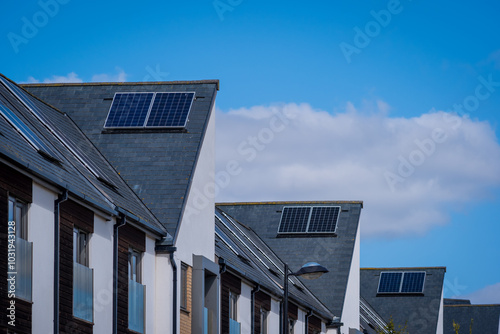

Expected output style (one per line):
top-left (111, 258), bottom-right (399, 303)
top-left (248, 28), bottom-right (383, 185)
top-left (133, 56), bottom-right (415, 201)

top-left (21, 79), bottom-right (220, 90)
top-left (361, 266), bottom-right (447, 271)
top-left (444, 304), bottom-right (500, 308)
top-left (216, 200), bottom-right (363, 208)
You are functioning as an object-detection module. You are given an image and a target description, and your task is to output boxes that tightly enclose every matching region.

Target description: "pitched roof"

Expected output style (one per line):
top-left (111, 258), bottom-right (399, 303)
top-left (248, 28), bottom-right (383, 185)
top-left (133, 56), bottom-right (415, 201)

top-left (216, 201), bottom-right (363, 317)
top-left (360, 267), bottom-right (446, 334)
top-left (0, 74), bottom-right (166, 236)
top-left (443, 299), bottom-right (500, 334)
top-left (23, 80), bottom-right (218, 238)
top-left (215, 208), bottom-right (334, 320)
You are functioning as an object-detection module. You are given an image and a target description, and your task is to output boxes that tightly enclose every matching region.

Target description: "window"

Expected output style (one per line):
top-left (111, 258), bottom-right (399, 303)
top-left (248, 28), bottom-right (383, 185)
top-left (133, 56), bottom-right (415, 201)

top-left (129, 249), bottom-right (141, 283)
top-left (181, 263), bottom-right (188, 310)
top-left (229, 291), bottom-right (241, 334)
top-left (8, 197), bottom-right (32, 302)
top-left (73, 228), bottom-right (93, 322)
top-left (260, 308), bottom-right (268, 334)
top-left (73, 228), bottom-right (89, 266)
top-left (128, 249), bottom-right (145, 334)
top-left (377, 271), bottom-right (426, 294)
top-left (288, 319), bottom-right (296, 334)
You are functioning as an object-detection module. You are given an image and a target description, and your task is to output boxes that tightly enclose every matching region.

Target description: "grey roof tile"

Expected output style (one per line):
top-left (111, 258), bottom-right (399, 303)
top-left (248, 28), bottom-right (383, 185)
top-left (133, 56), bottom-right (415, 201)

top-left (216, 201), bottom-right (363, 318)
top-left (24, 80), bottom-right (218, 238)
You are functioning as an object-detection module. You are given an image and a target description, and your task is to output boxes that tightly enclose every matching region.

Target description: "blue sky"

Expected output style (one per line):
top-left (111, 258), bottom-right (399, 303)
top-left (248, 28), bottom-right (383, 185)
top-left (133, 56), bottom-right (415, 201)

top-left (2, 0), bottom-right (500, 303)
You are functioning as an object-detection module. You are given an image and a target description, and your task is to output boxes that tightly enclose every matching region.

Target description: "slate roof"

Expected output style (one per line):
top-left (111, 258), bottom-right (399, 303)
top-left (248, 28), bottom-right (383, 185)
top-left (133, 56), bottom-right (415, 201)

top-left (0, 74), bottom-right (166, 235)
top-left (216, 201), bottom-right (363, 318)
top-left (215, 208), bottom-right (334, 321)
top-left (360, 267), bottom-right (446, 334)
top-left (23, 80), bottom-right (218, 239)
top-left (443, 299), bottom-right (500, 334)
top-left (360, 297), bottom-right (388, 334)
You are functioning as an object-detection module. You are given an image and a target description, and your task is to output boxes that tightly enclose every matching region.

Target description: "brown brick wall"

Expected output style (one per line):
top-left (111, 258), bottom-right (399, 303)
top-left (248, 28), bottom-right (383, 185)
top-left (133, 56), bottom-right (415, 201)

top-left (180, 264), bottom-right (192, 334)
top-left (117, 223), bottom-right (145, 334)
top-left (0, 164), bottom-right (32, 333)
top-left (59, 200), bottom-right (94, 334)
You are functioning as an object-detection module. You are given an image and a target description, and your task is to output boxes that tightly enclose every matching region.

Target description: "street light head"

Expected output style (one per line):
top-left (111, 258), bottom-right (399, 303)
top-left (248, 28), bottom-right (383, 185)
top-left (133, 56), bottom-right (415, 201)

top-left (294, 262), bottom-right (329, 280)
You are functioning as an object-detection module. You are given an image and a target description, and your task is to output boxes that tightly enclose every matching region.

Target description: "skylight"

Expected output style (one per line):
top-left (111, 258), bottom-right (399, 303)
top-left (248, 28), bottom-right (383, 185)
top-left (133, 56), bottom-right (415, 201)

top-left (104, 92), bottom-right (194, 129)
top-left (277, 206), bottom-right (340, 234)
top-left (0, 101), bottom-right (58, 160)
top-left (377, 271), bottom-right (426, 294)
top-left (0, 76), bottom-right (115, 186)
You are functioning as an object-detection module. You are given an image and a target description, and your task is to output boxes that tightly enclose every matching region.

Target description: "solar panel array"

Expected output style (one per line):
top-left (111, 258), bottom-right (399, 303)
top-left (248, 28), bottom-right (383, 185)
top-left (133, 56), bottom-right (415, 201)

top-left (378, 271), bottom-right (426, 294)
top-left (0, 76), bottom-right (114, 185)
top-left (0, 101), bottom-right (57, 159)
top-left (104, 92), bottom-right (194, 129)
top-left (277, 206), bottom-right (340, 234)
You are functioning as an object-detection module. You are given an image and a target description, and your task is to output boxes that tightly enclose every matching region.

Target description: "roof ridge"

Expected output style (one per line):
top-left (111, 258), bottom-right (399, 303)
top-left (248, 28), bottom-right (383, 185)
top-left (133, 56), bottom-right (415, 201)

top-left (216, 200), bottom-right (363, 206)
top-left (361, 266), bottom-right (447, 270)
top-left (21, 79), bottom-right (220, 90)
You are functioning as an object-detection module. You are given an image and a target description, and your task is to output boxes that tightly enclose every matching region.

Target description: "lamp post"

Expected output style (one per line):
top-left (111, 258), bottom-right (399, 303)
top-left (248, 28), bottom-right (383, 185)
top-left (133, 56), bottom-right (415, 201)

top-left (283, 262), bottom-right (329, 334)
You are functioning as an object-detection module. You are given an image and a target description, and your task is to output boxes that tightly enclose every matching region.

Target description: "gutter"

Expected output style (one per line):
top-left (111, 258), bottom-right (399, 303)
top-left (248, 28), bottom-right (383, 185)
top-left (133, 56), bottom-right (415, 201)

top-left (305, 310), bottom-right (313, 334)
top-left (54, 189), bottom-right (68, 334)
top-left (251, 284), bottom-right (261, 334)
top-left (112, 214), bottom-right (126, 334)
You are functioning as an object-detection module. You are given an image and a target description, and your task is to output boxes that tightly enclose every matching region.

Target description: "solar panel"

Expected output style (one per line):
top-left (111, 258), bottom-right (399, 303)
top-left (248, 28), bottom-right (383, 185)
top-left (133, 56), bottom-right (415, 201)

top-left (0, 101), bottom-right (57, 159)
top-left (308, 206), bottom-right (340, 233)
top-left (378, 272), bottom-right (403, 293)
top-left (378, 271), bottom-right (426, 293)
top-left (401, 272), bottom-right (426, 293)
top-left (104, 92), bottom-right (154, 128)
top-left (146, 92), bottom-right (194, 127)
top-left (104, 92), bottom-right (194, 129)
top-left (278, 207), bottom-right (311, 233)
top-left (278, 206), bottom-right (340, 234)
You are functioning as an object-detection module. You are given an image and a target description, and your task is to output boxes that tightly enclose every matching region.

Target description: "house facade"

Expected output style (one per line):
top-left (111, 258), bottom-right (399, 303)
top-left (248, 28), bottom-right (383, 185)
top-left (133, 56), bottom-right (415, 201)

top-left (216, 201), bottom-right (363, 334)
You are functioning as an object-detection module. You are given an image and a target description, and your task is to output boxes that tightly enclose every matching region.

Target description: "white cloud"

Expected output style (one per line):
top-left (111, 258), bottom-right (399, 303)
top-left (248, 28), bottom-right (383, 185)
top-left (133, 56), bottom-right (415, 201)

top-left (461, 282), bottom-right (500, 304)
top-left (91, 67), bottom-right (127, 82)
top-left (23, 72), bottom-right (83, 83)
top-left (215, 102), bottom-right (500, 238)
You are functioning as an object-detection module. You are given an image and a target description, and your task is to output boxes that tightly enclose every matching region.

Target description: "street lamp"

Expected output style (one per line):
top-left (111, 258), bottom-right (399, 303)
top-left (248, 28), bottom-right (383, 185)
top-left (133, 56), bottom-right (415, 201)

top-left (283, 262), bottom-right (329, 334)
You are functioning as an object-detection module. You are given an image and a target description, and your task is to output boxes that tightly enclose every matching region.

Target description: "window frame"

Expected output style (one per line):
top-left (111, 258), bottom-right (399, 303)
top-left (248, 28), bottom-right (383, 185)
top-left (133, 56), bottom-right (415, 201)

top-left (229, 290), bottom-right (238, 321)
top-left (180, 262), bottom-right (188, 311)
top-left (8, 196), bottom-right (28, 240)
top-left (260, 308), bottom-right (268, 334)
top-left (73, 228), bottom-right (89, 266)
top-left (128, 248), bottom-right (142, 284)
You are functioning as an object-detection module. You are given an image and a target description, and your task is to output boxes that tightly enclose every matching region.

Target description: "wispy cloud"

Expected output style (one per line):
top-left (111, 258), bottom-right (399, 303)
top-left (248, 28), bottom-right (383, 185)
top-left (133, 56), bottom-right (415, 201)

top-left (23, 68), bottom-right (128, 84)
top-left (24, 72), bottom-right (83, 83)
top-left (461, 282), bottom-right (500, 304)
top-left (215, 102), bottom-right (500, 238)
top-left (91, 67), bottom-right (127, 82)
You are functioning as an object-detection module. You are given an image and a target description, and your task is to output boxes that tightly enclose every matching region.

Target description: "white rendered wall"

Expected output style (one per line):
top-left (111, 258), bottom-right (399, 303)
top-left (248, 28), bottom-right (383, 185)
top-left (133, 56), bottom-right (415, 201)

top-left (30, 182), bottom-right (56, 334)
top-left (341, 224), bottom-right (361, 334)
top-left (155, 254), bottom-right (173, 334)
top-left (269, 298), bottom-right (281, 334)
top-left (239, 282), bottom-right (252, 333)
top-left (90, 214), bottom-right (113, 333)
top-left (436, 289), bottom-right (444, 334)
top-left (175, 107), bottom-right (216, 266)
top-left (143, 236), bottom-right (156, 334)
top-left (295, 308), bottom-right (306, 334)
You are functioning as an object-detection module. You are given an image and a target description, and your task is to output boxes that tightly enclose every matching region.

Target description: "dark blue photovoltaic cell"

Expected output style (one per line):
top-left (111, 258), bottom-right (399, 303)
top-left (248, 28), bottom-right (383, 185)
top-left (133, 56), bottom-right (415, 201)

top-left (278, 207), bottom-right (311, 233)
top-left (401, 272), bottom-right (425, 293)
top-left (104, 93), bottom-right (154, 128)
top-left (0, 101), bottom-right (57, 158)
top-left (146, 92), bottom-right (194, 127)
top-left (378, 272), bottom-right (403, 293)
top-left (308, 206), bottom-right (340, 233)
